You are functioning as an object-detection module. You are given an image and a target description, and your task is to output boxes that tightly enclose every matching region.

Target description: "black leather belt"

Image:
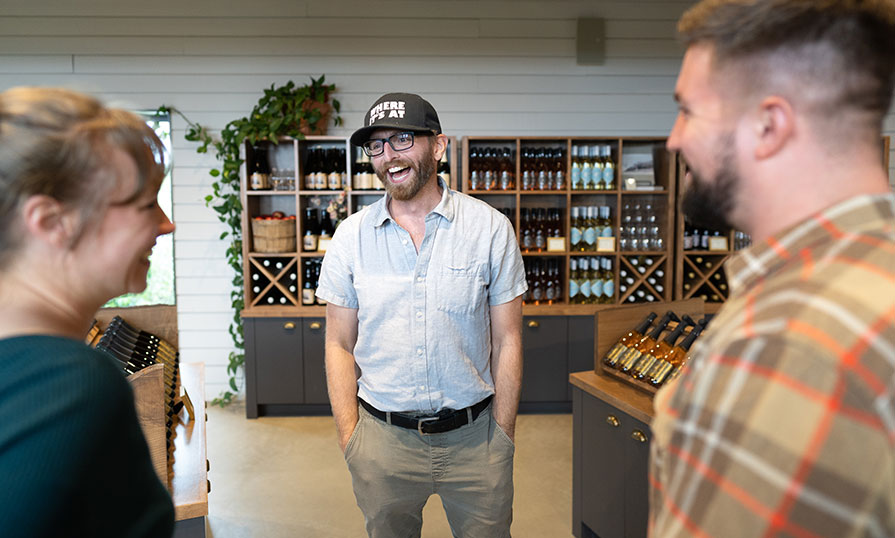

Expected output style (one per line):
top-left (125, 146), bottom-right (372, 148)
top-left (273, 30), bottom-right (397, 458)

top-left (359, 395), bottom-right (493, 435)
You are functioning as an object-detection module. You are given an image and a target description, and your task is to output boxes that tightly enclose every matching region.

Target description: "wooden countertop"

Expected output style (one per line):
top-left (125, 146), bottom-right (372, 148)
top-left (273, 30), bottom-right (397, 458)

top-left (170, 362), bottom-right (208, 521)
top-left (570, 370), bottom-right (655, 425)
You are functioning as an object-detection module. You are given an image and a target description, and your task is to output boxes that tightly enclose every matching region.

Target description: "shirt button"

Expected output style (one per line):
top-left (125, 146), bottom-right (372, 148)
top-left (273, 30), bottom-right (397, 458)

top-left (417, 276), bottom-right (424, 282)
top-left (417, 347), bottom-right (423, 355)
top-left (416, 311), bottom-right (423, 318)
top-left (402, 239), bottom-right (408, 245)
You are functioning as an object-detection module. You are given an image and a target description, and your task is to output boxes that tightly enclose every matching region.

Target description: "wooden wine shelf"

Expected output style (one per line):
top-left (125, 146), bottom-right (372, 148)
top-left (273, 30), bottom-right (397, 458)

top-left (241, 135), bottom-right (458, 313)
top-left (600, 363), bottom-right (658, 395)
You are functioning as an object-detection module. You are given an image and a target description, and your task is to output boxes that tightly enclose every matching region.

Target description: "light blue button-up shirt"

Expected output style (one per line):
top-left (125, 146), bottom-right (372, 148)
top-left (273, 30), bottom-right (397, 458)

top-left (316, 179), bottom-right (527, 413)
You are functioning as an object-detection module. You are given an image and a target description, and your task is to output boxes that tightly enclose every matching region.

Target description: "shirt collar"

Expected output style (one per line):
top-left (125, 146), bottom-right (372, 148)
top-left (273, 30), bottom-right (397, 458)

top-left (369, 176), bottom-right (455, 227)
top-left (725, 192), bottom-right (895, 292)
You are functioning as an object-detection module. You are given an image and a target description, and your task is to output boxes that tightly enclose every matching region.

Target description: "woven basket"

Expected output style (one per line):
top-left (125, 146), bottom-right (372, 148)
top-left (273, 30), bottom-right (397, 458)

top-left (251, 219), bottom-right (296, 253)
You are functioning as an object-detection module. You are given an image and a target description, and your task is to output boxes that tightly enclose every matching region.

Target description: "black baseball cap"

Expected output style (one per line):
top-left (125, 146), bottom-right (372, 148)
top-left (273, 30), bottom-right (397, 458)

top-left (350, 92), bottom-right (442, 146)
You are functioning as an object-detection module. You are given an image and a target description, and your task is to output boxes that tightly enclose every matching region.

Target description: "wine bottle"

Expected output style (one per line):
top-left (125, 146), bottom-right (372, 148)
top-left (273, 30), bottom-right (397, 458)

top-left (650, 320), bottom-right (706, 386)
top-left (616, 311), bottom-right (679, 372)
top-left (568, 258), bottom-right (580, 304)
top-left (602, 312), bottom-right (658, 367)
top-left (250, 144), bottom-right (271, 190)
top-left (327, 148), bottom-right (341, 190)
top-left (632, 315), bottom-right (694, 379)
top-left (302, 208), bottom-right (319, 252)
top-left (318, 210), bottom-right (335, 251)
top-left (302, 265), bottom-right (316, 306)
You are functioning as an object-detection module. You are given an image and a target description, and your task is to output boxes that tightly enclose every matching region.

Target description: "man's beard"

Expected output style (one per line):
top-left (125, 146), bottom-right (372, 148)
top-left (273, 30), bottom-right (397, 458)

top-left (681, 136), bottom-right (738, 234)
top-left (376, 151), bottom-right (438, 202)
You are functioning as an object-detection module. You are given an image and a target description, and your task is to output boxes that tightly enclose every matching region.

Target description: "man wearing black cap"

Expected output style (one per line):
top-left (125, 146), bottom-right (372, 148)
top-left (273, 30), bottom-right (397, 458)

top-left (316, 93), bottom-right (526, 537)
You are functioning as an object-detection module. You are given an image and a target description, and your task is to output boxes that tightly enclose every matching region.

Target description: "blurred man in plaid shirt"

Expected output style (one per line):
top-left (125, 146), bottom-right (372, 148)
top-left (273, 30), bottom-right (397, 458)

top-left (652, 0), bottom-right (895, 536)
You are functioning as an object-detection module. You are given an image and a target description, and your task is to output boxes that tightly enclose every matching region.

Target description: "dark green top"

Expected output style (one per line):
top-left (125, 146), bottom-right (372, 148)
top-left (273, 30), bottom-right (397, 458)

top-left (0, 335), bottom-right (174, 538)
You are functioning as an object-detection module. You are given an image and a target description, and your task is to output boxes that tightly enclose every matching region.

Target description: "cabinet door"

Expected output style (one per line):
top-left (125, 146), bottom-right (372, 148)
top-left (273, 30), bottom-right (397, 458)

top-left (625, 415), bottom-right (651, 537)
top-left (253, 318), bottom-right (303, 404)
top-left (302, 318), bottom-right (328, 404)
top-left (567, 316), bottom-right (596, 399)
top-left (579, 394), bottom-right (626, 538)
top-left (521, 316), bottom-right (569, 402)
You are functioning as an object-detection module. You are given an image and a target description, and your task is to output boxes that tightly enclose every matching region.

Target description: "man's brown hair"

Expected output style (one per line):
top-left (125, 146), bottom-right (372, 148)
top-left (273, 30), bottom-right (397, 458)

top-left (679, 0), bottom-right (895, 133)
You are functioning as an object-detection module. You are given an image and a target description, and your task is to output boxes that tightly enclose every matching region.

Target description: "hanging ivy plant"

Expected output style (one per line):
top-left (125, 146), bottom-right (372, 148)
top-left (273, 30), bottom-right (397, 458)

top-left (161, 75), bottom-right (342, 406)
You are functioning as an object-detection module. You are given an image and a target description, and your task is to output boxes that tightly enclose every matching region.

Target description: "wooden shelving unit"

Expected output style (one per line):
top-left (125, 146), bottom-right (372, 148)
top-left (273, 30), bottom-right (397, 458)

top-left (461, 136), bottom-right (677, 309)
top-left (240, 135), bottom-right (458, 317)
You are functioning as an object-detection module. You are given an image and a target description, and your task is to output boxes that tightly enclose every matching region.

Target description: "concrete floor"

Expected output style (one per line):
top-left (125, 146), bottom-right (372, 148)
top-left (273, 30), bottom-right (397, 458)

top-left (204, 403), bottom-right (574, 537)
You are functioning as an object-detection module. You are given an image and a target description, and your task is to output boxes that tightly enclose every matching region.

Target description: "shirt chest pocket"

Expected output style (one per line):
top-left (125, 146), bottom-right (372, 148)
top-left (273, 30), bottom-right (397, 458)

top-left (436, 263), bottom-right (487, 316)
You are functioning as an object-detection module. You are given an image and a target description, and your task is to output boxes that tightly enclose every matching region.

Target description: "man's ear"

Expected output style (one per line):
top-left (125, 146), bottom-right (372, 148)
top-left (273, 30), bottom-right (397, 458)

top-left (20, 195), bottom-right (78, 248)
top-left (433, 133), bottom-right (449, 162)
top-left (753, 95), bottom-right (795, 160)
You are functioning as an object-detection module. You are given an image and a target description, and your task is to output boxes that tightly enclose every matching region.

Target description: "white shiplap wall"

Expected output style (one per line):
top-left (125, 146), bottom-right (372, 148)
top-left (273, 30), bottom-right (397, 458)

top-left (2, 0), bottom-right (893, 397)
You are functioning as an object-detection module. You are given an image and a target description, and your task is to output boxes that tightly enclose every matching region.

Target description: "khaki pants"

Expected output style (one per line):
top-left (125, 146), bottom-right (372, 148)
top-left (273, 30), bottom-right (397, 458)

top-left (344, 402), bottom-right (515, 538)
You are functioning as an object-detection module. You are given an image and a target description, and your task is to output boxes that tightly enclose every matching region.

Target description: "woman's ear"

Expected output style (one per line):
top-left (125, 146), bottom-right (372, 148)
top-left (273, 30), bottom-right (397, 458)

top-left (20, 195), bottom-right (78, 248)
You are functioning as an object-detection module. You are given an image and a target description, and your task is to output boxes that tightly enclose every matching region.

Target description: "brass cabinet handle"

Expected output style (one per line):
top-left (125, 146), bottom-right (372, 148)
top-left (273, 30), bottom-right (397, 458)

top-left (309, 321), bottom-right (322, 330)
top-left (527, 320), bottom-right (539, 328)
top-left (284, 322), bottom-right (296, 330)
top-left (606, 415), bottom-right (620, 427)
top-left (631, 430), bottom-right (648, 443)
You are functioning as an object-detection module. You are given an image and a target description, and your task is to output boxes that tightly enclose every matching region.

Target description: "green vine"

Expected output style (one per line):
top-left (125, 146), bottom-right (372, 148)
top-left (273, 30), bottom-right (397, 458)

top-left (161, 75), bottom-right (342, 406)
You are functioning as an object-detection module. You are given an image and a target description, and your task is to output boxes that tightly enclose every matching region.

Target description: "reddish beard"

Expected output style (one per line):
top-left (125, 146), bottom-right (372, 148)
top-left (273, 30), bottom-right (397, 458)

top-left (374, 151), bottom-right (438, 201)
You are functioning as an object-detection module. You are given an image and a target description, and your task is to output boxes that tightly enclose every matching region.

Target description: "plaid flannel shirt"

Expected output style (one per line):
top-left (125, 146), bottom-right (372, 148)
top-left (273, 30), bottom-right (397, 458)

top-left (650, 193), bottom-right (895, 537)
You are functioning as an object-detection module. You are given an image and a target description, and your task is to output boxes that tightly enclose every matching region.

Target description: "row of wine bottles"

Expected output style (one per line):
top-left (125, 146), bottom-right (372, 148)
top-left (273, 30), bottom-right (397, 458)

top-left (253, 143), bottom-right (454, 192)
top-left (303, 147), bottom-right (348, 190)
top-left (520, 207), bottom-right (563, 252)
top-left (601, 311), bottom-right (706, 387)
top-left (522, 258), bottom-right (563, 305)
top-left (569, 257), bottom-right (615, 304)
top-left (302, 208), bottom-right (336, 252)
top-left (571, 144), bottom-right (615, 190)
top-left (570, 206), bottom-right (614, 252)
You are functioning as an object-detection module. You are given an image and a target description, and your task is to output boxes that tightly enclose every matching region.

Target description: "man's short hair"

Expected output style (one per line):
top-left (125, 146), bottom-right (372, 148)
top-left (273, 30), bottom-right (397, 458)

top-left (679, 0), bottom-right (895, 131)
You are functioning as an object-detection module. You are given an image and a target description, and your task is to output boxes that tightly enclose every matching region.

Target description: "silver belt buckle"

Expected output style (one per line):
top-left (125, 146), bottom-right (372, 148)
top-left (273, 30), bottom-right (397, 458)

top-left (417, 416), bottom-right (438, 435)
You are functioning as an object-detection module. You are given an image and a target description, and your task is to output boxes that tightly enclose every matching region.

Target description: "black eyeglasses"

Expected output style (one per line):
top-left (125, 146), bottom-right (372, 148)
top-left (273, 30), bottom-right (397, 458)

top-left (362, 131), bottom-right (415, 157)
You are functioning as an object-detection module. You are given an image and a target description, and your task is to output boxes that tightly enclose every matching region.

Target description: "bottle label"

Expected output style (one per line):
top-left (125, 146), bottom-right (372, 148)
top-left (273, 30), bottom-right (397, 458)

top-left (250, 172), bottom-right (270, 190)
top-left (603, 280), bottom-right (614, 298)
top-left (303, 235), bottom-right (318, 251)
top-left (634, 355), bottom-right (658, 376)
top-left (302, 289), bottom-right (315, 305)
top-left (580, 281), bottom-right (592, 298)
top-left (601, 225), bottom-right (613, 237)
top-left (591, 279), bottom-right (603, 298)
top-left (645, 358), bottom-right (669, 380)
top-left (570, 227), bottom-right (582, 245)
top-left (603, 166), bottom-right (614, 187)
top-left (581, 166), bottom-right (591, 186)
top-left (328, 172), bottom-right (341, 189)
top-left (603, 343), bottom-right (626, 366)
top-left (583, 228), bottom-right (597, 247)
top-left (651, 362), bottom-right (674, 385)
top-left (619, 349), bottom-right (643, 371)
top-left (569, 280), bottom-right (579, 299)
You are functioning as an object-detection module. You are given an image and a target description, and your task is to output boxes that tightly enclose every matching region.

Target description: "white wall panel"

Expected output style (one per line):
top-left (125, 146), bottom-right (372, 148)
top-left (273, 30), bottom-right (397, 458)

top-left (4, 0), bottom-right (889, 402)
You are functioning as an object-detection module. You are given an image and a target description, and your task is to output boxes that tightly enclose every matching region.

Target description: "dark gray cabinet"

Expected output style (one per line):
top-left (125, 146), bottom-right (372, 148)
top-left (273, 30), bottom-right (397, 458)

top-left (521, 316), bottom-right (569, 403)
top-left (244, 314), bottom-right (595, 417)
top-left (572, 386), bottom-right (651, 538)
top-left (302, 318), bottom-right (328, 404)
top-left (244, 317), bottom-right (329, 418)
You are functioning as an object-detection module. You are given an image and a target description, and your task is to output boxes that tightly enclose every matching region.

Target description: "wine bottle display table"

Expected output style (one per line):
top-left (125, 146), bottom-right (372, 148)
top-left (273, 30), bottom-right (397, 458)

top-left (170, 362), bottom-right (208, 537)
